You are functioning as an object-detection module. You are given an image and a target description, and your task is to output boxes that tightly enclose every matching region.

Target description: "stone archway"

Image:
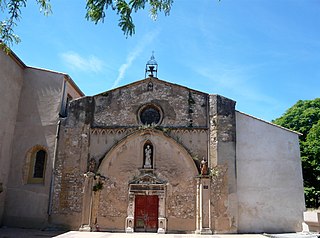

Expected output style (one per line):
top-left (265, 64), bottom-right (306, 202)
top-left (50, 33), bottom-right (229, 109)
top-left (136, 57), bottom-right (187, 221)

top-left (95, 129), bottom-right (199, 233)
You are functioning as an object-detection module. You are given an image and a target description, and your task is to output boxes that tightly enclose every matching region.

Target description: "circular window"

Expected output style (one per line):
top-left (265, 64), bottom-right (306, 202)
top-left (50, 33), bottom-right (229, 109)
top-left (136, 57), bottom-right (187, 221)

top-left (139, 104), bottom-right (162, 125)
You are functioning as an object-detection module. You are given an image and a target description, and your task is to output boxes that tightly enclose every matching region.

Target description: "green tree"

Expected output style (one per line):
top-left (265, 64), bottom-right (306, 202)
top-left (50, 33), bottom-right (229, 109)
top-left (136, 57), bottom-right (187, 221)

top-left (272, 98), bottom-right (320, 208)
top-left (0, 0), bottom-right (173, 50)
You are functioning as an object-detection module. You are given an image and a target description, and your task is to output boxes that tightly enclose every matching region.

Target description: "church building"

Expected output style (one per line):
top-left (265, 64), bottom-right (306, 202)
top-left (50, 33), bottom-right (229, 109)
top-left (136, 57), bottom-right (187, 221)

top-left (0, 50), bottom-right (305, 234)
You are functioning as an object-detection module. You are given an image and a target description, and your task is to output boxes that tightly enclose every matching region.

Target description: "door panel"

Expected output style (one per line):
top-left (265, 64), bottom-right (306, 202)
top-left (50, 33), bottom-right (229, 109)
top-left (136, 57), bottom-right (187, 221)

top-left (134, 195), bottom-right (159, 232)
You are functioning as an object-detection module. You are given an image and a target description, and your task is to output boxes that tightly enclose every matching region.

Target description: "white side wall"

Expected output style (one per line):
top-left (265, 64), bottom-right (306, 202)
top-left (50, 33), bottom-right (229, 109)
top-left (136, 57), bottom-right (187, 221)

top-left (3, 68), bottom-right (64, 228)
top-left (3, 67), bottom-right (84, 228)
top-left (0, 50), bottom-right (24, 225)
top-left (236, 111), bottom-right (305, 233)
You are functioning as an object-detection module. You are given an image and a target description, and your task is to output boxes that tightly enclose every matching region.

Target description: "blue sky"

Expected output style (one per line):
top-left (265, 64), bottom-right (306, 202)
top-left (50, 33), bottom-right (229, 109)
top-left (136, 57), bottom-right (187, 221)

top-left (10, 0), bottom-right (320, 122)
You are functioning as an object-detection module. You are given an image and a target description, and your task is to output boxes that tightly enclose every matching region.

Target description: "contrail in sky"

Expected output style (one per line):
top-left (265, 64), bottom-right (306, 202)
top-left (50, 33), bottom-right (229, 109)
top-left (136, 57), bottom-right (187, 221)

top-left (112, 30), bottom-right (159, 88)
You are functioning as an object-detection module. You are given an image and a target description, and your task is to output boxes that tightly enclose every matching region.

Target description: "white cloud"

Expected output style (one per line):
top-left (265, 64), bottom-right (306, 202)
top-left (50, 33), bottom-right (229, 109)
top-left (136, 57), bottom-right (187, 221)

top-left (60, 51), bottom-right (104, 73)
top-left (112, 49), bottom-right (141, 89)
top-left (193, 63), bottom-right (277, 105)
top-left (112, 30), bottom-right (159, 88)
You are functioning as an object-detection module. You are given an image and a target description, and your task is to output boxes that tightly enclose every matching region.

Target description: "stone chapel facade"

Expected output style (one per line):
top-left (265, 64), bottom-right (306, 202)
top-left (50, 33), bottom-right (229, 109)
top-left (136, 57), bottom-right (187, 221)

top-left (1, 50), bottom-right (305, 234)
top-left (50, 77), bottom-right (305, 234)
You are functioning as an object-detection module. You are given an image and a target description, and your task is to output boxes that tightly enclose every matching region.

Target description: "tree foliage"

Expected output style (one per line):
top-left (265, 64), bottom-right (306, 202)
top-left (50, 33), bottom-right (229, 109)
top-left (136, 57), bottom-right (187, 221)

top-left (0, 0), bottom-right (173, 50)
top-left (0, 0), bottom-right (51, 51)
top-left (85, 0), bottom-right (172, 36)
top-left (272, 98), bottom-right (320, 208)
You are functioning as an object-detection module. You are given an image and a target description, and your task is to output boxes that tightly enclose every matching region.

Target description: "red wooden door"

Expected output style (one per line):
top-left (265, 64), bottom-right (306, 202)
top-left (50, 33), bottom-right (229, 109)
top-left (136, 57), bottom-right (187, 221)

top-left (134, 195), bottom-right (159, 232)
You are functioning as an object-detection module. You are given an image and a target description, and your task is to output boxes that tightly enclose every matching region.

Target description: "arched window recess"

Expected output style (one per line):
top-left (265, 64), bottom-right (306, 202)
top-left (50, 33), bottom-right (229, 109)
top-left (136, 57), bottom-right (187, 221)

top-left (143, 141), bottom-right (154, 169)
top-left (26, 146), bottom-right (47, 184)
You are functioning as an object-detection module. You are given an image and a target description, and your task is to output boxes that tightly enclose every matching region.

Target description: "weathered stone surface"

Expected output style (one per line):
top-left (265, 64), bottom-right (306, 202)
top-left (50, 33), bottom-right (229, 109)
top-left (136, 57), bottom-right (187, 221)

top-left (58, 168), bottom-right (83, 213)
top-left (98, 179), bottom-right (128, 219)
top-left (51, 124), bottom-right (90, 228)
top-left (92, 78), bottom-right (207, 128)
top-left (208, 95), bottom-right (238, 233)
top-left (167, 177), bottom-right (196, 219)
top-left (67, 97), bottom-right (95, 127)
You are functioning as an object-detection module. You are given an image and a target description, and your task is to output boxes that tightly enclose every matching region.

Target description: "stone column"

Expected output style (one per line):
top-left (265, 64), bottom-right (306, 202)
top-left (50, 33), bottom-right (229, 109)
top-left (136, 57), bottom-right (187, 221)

top-left (208, 95), bottom-right (238, 233)
top-left (196, 178), bottom-right (200, 232)
top-left (195, 176), bottom-right (212, 234)
top-left (79, 172), bottom-right (94, 231)
top-left (91, 189), bottom-right (102, 232)
top-left (125, 193), bottom-right (135, 233)
top-left (158, 194), bottom-right (167, 234)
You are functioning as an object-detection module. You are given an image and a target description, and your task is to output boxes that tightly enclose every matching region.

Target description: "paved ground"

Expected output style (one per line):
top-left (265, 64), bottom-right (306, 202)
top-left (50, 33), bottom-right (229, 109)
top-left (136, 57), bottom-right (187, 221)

top-left (0, 228), bottom-right (318, 238)
top-left (55, 231), bottom-right (267, 238)
top-left (0, 227), bottom-right (64, 238)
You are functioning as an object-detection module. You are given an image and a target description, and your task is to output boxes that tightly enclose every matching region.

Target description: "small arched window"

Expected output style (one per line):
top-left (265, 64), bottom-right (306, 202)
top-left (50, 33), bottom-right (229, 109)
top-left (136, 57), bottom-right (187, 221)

top-left (33, 150), bottom-right (46, 178)
top-left (27, 147), bottom-right (47, 184)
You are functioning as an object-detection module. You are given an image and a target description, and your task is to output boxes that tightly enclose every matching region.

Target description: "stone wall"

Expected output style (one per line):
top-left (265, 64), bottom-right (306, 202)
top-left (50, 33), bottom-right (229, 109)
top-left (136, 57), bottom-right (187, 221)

top-left (51, 123), bottom-right (90, 228)
top-left (52, 78), bottom-right (238, 233)
top-left (93, 129), bottom-right (199, 232)
top-left (93, 78), bottom-right (208, 128)
top-left (208, 95), bottom-right (238, 233)
top-left (97, 178), bottom-right (129, 230)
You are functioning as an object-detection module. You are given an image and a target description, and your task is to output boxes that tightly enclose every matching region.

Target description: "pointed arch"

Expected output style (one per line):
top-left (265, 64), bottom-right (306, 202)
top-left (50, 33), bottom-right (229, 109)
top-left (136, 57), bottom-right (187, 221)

top-left (97, 129), bottom-right (198, 178)
top-left (95, 129), bottom-right (199, 232)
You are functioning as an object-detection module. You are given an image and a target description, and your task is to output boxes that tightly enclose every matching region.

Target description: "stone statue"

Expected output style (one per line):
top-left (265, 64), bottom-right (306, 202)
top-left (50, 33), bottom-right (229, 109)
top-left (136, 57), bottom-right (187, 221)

top-left (200, 158), bottom-right (208, 176)
top-left (144, 145), bottom-right (152, 168)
